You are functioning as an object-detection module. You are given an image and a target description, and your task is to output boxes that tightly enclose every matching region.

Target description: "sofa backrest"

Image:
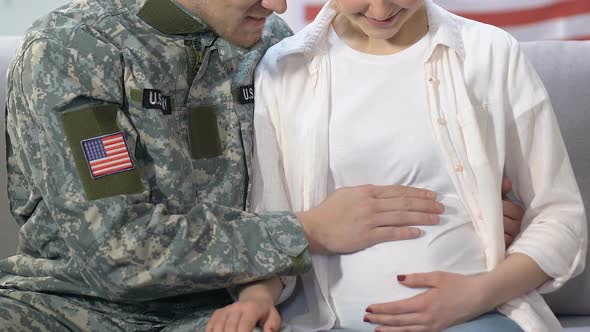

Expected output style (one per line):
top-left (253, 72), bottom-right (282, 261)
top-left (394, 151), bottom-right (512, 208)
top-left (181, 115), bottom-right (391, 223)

top-left (0, 37), bottom-right (589, 314)
top-left (521, 41), bottom-right (590, 315)
top-left (0, 36), bottom-right (20, 260)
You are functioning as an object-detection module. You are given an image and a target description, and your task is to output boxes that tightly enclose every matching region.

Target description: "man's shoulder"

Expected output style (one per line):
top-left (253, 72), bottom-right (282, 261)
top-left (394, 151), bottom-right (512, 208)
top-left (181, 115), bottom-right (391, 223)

top-left (12, 0), bottom-right (134, 81)
top-left (26, 0), bottom-right (119, 36)
top-left (231, 15), bottom-right (294, 84)
top-left (18, 0), bottom-right (130, 56)
top-left (8, 0), bottom-right (130, 109)
top-left (256, 26), bottom-right (308, 81)
top-left (259, 14), bottom-right (294, 51)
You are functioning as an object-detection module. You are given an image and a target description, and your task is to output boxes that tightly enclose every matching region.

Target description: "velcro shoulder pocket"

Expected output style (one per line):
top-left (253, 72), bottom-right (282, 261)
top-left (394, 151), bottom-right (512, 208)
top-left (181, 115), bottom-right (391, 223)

top-left (61, 104), bottom-right (145, 201)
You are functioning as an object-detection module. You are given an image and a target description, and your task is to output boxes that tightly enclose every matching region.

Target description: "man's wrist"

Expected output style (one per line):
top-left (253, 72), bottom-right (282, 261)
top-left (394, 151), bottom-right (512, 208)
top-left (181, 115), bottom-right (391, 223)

top-left (238, 278), bottom-right (283, 304)
top-left (296, 211), bottom-right (320, 253)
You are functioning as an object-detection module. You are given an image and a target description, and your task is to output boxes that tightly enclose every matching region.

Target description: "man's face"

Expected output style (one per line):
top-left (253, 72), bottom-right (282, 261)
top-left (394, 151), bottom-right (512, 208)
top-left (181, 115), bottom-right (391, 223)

top-left (177, 0), bottom-right (288, 47)
top-left (336, 0), bottom-right (425, 41)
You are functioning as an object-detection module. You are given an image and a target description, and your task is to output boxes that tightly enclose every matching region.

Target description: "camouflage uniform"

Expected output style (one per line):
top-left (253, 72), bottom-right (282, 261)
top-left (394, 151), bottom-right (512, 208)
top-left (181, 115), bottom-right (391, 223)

top-left (1, 0), bottom-right (310, 330)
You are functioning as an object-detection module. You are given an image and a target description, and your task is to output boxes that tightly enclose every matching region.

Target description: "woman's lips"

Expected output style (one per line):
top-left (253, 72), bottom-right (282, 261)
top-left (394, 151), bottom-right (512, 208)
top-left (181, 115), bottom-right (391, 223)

top-left (364, 10), bottom-right (403, 28)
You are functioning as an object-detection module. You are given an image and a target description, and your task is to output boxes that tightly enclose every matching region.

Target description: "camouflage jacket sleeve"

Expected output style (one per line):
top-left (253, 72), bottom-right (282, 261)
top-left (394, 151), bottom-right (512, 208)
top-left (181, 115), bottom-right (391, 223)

top-left (5, 29), bottom-right (310, 303)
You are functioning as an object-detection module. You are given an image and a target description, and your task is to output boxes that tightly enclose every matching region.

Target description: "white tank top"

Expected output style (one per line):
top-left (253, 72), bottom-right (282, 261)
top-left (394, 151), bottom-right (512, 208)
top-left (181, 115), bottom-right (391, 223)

top-left (326, 26), bottom-right (488, 330)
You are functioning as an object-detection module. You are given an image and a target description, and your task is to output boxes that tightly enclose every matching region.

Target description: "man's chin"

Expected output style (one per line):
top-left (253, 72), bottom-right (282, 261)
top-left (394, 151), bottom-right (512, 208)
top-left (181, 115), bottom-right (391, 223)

top-left (221, 32), bottom-right (263, 48)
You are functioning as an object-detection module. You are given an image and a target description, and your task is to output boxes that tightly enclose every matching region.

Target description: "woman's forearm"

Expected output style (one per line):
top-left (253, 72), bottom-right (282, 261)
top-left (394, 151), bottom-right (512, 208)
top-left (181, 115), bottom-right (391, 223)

top-left (476, 253), bottom-right (549, 310)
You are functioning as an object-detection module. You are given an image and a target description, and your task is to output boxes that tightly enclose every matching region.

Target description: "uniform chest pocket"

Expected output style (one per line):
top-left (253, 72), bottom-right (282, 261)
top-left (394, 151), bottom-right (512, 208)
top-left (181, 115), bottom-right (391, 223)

top-left (178, 103), bottom-right (228, 192)
top-left (187, 105), bottom-right (223, 159)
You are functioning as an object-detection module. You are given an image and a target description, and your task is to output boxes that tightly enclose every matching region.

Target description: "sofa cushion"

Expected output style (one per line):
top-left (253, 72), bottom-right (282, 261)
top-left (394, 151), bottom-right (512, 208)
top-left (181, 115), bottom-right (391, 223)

top-left (521, 41), bottom-right (590, 315)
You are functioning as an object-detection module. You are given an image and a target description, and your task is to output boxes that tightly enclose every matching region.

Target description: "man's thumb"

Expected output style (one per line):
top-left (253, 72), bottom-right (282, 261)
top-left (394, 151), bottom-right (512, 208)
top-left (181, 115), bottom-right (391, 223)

top-left (501, 176), bottom-right (512, 198)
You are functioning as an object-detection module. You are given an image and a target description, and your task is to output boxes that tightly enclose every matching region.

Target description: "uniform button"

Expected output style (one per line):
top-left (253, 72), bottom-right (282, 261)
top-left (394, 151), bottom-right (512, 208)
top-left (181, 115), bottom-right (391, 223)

top-left (437, 118), bottom-right (447, 126)
top-left (454, 164), bottom-right (464, 173)
top-left (428, 77), bottom-right (439, 84)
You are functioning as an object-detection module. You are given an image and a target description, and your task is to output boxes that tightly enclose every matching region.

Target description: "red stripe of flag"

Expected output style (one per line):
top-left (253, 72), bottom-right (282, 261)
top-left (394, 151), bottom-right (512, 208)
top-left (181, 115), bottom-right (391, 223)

top-left (92, 159), bottom-right (134, 172)
top-left (102, 135), bottom-right (124, 144)
top-left (104, 146), bottom-right (127, 154)
top-left (455, 0), bottom-right (590, 27)
top-left (91, 154), bottom-right (131, 169)
top-left (91, 158), bottom-right (131, 173)
top-left (104, 142), bottom-right (125, 149)
top-left (93, 163), bottom-right (134, 176)
top-left (89, 152), bottom-right (130, 166)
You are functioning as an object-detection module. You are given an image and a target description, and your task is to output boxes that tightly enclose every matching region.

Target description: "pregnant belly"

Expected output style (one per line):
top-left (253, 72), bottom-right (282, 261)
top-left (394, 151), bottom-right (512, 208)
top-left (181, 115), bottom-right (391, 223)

top-left (328, 221), bottom-right (487, 330)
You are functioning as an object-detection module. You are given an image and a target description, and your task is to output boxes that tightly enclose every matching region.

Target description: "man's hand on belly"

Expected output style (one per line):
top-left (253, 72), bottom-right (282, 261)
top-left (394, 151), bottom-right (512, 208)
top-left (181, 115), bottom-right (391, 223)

top-left (501, 177), bottom-right (524, 247)
top-left (297, 185), bottom-right (444, 254)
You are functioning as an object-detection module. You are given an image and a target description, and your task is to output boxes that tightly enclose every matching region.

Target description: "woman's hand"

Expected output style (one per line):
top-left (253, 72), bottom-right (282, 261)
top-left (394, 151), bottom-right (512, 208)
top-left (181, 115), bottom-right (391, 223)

top-left (206, 278), bottom-right (284, 332)
top-left (364, 272), bottom-right (489, 332)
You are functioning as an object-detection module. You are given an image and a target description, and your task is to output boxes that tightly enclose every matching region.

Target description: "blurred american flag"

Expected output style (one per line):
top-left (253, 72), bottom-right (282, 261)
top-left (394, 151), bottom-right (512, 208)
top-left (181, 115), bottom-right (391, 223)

top-left (294, 0), bottom-right (590, 40)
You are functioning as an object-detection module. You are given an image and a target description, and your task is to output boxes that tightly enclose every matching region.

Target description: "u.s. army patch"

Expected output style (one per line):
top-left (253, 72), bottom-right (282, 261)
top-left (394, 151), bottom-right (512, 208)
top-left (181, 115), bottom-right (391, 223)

top-left (238, 85), bottom-right (255, 104)
top-left (142, 89), bottom-right (172, 114)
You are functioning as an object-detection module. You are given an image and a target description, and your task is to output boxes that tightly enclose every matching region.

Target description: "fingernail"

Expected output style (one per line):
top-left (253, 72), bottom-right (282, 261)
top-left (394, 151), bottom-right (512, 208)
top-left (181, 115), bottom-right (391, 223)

top-left (363, 316), bottom-right (370, 322)
top-left (429, 214), bottom-right (439, 223)
top-left (437, 202), bottom-right (445, 212)
top-left (365, 307), bottom-right (373, 313)
top-left (397, 274), bottom-right (406, 282)
top-left (429, 191), bottom-right (436, 199)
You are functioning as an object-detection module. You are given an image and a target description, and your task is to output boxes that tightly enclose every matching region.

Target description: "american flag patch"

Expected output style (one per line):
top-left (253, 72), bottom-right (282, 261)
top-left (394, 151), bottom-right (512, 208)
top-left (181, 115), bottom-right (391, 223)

top-left (81, 132), bottom-right (135, 179)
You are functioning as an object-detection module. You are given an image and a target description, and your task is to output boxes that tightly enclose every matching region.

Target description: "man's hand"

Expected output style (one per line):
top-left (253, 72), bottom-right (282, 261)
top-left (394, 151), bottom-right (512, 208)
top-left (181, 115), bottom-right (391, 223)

top-left (501, 177), bottom-right (524, 247)
top-left (206, 279), bottom-right (283, 332)
top-left (297, 185), bottom-right (443, 254)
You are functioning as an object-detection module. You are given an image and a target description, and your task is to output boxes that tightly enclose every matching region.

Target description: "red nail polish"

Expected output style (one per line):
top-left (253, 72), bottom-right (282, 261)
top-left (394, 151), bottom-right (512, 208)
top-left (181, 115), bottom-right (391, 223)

top-left (397, 274), bottom-right (406, 282)
top-left (365, 307), bottom-right (373, 313)
top-left (363, 316), bottom-right (370, 322)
